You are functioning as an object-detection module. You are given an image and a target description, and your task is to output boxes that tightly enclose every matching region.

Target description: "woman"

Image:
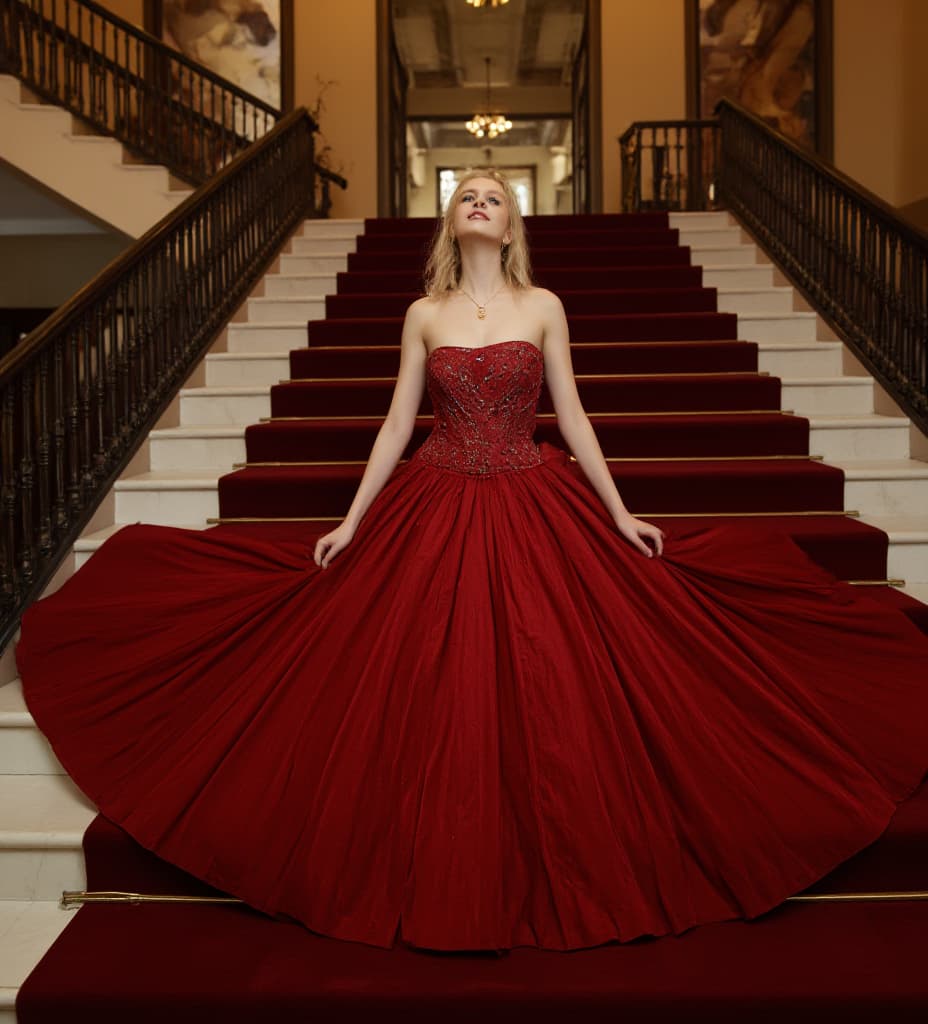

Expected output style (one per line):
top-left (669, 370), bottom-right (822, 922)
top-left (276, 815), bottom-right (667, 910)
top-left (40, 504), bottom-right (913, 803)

top-left (17, 168), bottom-right (928, 954)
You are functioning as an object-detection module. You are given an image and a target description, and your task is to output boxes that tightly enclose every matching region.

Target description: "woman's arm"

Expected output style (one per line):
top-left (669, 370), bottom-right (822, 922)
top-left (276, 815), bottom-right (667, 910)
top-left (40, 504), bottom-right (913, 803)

top-left (313, 300), bottom-right (428, 566)
top-left (539, 290), bottom-right (664, 557)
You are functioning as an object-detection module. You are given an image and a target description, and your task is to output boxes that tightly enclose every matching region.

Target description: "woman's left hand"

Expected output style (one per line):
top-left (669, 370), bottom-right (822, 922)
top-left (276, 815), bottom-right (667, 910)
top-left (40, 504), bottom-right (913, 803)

top-left (615, 514), bottom-right (665, 558)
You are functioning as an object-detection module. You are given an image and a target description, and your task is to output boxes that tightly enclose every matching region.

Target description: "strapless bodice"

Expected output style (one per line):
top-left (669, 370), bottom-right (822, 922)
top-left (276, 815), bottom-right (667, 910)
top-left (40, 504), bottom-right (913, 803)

top-left (412, 340), bottom-right (545, 475)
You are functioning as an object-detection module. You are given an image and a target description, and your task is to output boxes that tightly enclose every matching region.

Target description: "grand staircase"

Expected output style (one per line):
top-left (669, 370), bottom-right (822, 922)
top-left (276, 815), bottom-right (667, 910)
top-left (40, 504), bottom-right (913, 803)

top-left (0, 74), bottom-right (191, 238)
top-left (2, 210), bottom-right (928, 1020)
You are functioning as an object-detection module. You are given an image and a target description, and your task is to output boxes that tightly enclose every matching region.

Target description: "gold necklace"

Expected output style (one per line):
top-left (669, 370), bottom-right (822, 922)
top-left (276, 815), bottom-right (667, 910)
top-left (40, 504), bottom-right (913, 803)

top-left (458, 282), bottom-right (507, 320)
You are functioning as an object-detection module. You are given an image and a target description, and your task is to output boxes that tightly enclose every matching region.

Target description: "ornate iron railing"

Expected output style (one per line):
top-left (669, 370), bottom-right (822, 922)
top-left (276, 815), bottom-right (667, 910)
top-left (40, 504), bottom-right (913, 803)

top-left (0, 109), bottom-right (315, 649)
top-left (716, 99), bottom-right (928, 435)
top-left (619, 119), bottom-right (721, 213)
top-left (0, 0), bottom-right (279, 183)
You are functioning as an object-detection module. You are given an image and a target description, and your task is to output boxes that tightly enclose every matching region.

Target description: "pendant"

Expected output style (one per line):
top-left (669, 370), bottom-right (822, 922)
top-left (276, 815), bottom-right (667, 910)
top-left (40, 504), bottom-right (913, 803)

top-left (477, 307), bottom-right (487, 319)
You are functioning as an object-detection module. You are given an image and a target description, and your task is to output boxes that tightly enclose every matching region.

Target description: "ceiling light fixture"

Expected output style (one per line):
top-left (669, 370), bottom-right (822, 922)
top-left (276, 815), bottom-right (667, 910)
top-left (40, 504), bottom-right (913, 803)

top-left (466, 0), bottom-right (510, 8)
top-left (465, 56), bottom-right (513, 140)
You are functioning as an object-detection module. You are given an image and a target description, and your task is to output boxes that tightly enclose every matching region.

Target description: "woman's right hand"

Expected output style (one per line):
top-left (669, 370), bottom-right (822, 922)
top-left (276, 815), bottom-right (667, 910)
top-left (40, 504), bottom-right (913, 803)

top-left (313, 521), bottom-right (356, 569)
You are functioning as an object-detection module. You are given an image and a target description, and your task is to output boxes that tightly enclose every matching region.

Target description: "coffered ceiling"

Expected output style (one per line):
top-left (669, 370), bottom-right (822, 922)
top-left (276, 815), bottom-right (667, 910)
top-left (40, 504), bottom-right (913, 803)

top-left (393, 0), bottom-right (585, 149)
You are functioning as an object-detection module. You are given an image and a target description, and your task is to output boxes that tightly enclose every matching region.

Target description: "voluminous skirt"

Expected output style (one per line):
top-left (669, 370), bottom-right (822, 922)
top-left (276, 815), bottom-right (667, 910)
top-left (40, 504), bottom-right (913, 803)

top-left (16, 443), bottom-right (928, 951)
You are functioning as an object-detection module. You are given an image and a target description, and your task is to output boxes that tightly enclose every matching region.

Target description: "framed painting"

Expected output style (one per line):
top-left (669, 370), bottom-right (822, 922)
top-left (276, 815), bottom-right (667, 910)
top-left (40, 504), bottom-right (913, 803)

top-left (685, 0), bottom-right (833, 159)
top-left (144, 0), bottom-right (294, 112)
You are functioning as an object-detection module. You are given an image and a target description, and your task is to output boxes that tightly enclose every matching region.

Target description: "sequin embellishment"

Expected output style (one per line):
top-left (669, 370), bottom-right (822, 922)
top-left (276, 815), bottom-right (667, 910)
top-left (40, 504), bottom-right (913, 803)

top-left (412, 340), bottom-right (546, 476)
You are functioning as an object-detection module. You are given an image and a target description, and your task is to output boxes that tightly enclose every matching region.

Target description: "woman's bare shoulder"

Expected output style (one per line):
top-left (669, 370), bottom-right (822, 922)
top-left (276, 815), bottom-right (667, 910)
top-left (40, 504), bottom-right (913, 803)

top-left (521, 285), bottom-right (564, 310)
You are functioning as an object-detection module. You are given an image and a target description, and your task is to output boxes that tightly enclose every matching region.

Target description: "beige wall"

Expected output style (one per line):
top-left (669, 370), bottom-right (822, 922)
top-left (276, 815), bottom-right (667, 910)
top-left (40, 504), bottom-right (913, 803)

top-left (292, 0), bottom-right (378, 220)
top-left (0, 235), bottom-right (130, 307)
top-left (599, 0), bottom-right (687, 213)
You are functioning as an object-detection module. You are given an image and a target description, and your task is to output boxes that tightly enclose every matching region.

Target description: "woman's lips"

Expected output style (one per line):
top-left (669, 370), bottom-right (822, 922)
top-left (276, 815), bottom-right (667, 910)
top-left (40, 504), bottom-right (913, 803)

top-left (468, 212), bottom-right (489, 220)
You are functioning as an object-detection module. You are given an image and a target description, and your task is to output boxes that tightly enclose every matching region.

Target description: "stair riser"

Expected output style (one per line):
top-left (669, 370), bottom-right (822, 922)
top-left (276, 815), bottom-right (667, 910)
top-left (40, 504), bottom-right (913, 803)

top-left (115, 489), bottom-right (218, 526)
top-left (810, 426), bottom-right (910, 462)
top-left (676, 228), bottom-right (744, 248)
top-left (757, 348), bottom-right (842, 376)
top-left (263, 275), bottom-right (338, 298)
top-left (205, 356), bottom-right (288, 387)
top-left (247, 299), bottom-right (326, 322)
top-left (180, 394), bottom-right (270, 426)
top-left (737, 316), bottom-right (818, 342)
top-left (845, 479), bottom-right (928, 518)
top-left (226, 325), bottom-right (307, 353)
top-left (277, 255), bottom-right (348, 275)
top-left (690, 245), bottom-right (757, 266)
top-left (149, 436), bottom-right (246, 472)
top-left (782, 382), bottom-right (873, 415)
top-left (0, 848), bottom-right (85, 901)
top-left (0, 729), bottom-right (63, 774)
top-left (296, 222), bottom-right (362, 239)
top-left (702, 267), bottom-right (774, 288)
top-left (888, 542), bottom-right (928, 585)
top-left (289, 237), bottom-right (357, 256)
top-left (717, 291), bottom-right (795, 315)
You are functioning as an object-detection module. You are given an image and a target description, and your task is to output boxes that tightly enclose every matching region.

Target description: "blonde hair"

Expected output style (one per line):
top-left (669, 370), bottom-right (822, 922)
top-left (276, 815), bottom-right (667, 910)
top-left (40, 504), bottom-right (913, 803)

top-left (423, 168), bottom-right (533, 296)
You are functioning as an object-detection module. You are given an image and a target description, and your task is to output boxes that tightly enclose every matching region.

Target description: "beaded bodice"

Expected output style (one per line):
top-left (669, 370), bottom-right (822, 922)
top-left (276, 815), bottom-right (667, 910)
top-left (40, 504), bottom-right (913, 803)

top-left (413, 340), bottom-right (545, 475)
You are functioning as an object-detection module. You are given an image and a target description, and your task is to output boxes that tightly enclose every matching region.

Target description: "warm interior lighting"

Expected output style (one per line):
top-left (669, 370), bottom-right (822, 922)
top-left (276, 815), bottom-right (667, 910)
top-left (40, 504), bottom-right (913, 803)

top-left (466, 0), bottom-right (510, 7)
top-left (465, 56), bottom-right (512, 140)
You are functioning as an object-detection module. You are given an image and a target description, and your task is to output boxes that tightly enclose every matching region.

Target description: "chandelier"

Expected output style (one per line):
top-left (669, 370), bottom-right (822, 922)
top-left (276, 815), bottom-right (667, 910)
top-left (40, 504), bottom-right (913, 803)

top-left (465, 57), bottom-right (513, 140)
top-left (466, 0), bottom-right (509, 7)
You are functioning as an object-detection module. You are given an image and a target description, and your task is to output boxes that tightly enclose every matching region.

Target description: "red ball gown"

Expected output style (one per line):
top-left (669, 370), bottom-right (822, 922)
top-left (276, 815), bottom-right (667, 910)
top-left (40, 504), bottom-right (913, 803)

top-left (16, 339), bottom-right (928, 952)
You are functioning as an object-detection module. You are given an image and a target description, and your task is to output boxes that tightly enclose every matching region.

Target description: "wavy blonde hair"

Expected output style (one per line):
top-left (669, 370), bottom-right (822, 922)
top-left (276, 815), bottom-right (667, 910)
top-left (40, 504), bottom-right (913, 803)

top-left (423, 168), bottom-right (533, 296)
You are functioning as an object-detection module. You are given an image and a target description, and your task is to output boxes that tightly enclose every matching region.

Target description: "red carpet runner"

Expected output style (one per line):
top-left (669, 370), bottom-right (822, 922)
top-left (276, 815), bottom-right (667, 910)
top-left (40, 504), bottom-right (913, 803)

top-left (18, 212), bottom-right (928, 1020)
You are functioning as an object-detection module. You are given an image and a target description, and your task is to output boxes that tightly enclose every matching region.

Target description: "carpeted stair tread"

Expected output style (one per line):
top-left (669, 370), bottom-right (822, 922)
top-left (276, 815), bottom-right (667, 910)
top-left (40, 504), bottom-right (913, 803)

top-left (863, 587), bottom-right (928, 632)
top-left (355, 228), bottom-right (681, 253)
top-left (307, 312), bottom-right (738, 345)
top-left (17, 899), bottom-right (928, 1022)
top-left (346, 246), bottom-right (695, 272)
top-left (335, 265), bottom-right (704, 293)
top-left (269, 374), bottom-right (780, 418)
top-left (289, 341), bottom-right (759, 378)
top-left (246, 411), bottom-right (806, 462)
top-left (325, 287), bottom-right (719, 319)
top-left (217, 460), bottom-right (844, 518)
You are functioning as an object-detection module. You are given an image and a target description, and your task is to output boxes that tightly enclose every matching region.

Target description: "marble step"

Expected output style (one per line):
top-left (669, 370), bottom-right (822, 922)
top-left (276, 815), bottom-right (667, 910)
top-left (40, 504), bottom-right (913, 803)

top-left (737, 312), bottom-right (818, 342)
top-left (149, 426), bottom-right (248, 472)
top-left (0, 773), bottom-right (94, 900)
top-left (861, 515), bottom-right (928, 584)
top-left (668, 212), bottom-right (732, 229)
top-left (180, 386), bottom-right (270, 426)
top-left (277, 253), bottom-right (349, 275)
top-left (781, 377), bottom-right (874, 415)
top-left (756, 341), bottom-right (843, 377)
top-left (246, 296), bottom-right (326, 322)
top-left (114, 471), bottom-right (220, 526)
top-left (840, 460), bottom-right (928, 519)
top-left (702, 264), bottom-right (775, 288)
top-left (289, 235), bottom-right (358, 257)
top-left (716, 287), bottom-right (795, 315)
top-left (204, 352), bottom-right (290, 387)
top-left (675, 226), bottom-right (745, 248)
top-left (262, 272), bottom-right (339, 298)
top-left (807, 415), bottom-right (910, 462)
top-left (0, 901), bottom-right (74, 1024)
top-left (295, 218), bottom-right (364, 238)
top-left (0, 681), bottom-right (62, 775)
top-left (226, 322), bottom-right (308, 353)
top-left (690, 244), bottom-right (758, 267)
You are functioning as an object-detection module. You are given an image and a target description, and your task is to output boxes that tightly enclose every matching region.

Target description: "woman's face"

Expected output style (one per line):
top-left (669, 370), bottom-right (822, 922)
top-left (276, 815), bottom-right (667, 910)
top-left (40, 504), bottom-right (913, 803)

top-left (451, 177), bottom-right (513, 247)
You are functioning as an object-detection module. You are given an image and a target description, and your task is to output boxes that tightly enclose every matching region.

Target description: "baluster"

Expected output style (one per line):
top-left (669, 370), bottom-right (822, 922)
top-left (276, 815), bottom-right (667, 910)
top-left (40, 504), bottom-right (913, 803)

top-left (66, 331), bottom-right (81, 516)
top-left (52, 338), bottom-right (66, 532)
top-left (94, 304), bottom-right (106, 473)
top-left (0, 386), bottom-right (16, 610)
top-left (79, 314), bottom-right (93, 496)
top-left (36, 349), bottom-right (52, 555)
top-left (18, 367), bottom-right (35, 587)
